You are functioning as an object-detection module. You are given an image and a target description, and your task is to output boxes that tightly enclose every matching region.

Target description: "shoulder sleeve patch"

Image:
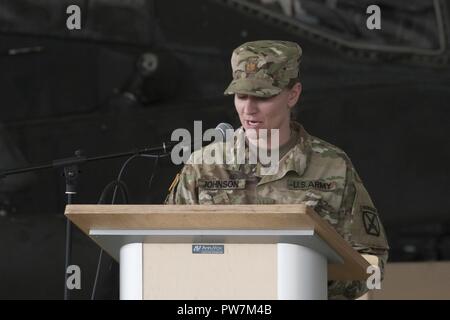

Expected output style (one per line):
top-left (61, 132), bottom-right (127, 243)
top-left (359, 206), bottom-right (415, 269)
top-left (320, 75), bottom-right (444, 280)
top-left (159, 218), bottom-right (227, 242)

top-left (361, 206), bottom-right (381, 237)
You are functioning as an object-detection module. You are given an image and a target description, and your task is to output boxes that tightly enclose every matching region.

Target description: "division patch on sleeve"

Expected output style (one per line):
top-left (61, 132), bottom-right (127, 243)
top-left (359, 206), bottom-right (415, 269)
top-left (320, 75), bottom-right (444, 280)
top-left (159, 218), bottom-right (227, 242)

top-left (361, 206), bottom-right (381, 237)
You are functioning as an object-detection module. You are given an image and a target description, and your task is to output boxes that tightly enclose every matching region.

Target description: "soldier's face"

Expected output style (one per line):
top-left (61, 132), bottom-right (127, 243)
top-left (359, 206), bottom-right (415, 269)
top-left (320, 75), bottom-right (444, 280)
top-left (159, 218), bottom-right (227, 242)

top-left (234, 83), bottom-right (301, 143)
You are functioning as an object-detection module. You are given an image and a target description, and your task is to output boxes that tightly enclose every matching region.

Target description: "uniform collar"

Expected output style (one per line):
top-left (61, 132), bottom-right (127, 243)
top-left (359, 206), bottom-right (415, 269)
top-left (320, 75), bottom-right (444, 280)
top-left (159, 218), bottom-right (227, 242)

top-left (229, 121), bottom-right (312, 183)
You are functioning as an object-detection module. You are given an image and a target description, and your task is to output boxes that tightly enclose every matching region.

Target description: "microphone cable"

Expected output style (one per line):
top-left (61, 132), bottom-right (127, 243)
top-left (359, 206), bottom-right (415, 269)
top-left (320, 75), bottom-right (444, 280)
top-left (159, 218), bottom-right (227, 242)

top-left (90, 151), bottom-right (170, 300)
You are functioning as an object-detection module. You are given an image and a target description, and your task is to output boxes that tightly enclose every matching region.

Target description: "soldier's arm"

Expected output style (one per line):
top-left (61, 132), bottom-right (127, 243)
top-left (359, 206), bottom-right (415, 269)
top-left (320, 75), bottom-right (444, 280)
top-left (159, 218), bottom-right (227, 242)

top-left (328, 161), bottom-right (389, 300)
top-left (164, 163), bottom-right (199, 204)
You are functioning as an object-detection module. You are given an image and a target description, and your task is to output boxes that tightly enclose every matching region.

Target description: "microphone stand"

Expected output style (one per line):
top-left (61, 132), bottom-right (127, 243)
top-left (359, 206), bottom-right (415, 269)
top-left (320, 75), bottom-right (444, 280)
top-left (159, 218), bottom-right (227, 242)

top-left (0, 142), bottom-right (175, 300)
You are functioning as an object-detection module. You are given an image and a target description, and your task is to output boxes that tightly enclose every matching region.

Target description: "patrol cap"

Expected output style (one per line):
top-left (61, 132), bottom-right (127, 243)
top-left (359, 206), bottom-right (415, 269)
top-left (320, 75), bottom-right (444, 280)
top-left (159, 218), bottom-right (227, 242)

top-left (224, 40), bottom-right (302, 98)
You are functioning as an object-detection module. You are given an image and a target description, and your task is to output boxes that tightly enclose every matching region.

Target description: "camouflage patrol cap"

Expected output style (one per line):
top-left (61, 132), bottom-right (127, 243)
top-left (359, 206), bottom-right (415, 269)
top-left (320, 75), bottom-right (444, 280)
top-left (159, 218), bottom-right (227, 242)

top-left (224, 40), bottom-right (302, 98)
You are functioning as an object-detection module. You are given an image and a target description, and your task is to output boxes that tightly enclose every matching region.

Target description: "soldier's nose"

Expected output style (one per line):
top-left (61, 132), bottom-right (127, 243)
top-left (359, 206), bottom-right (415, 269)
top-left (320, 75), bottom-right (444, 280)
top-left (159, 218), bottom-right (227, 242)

top-left (242, 98), bottom-right (258, 114)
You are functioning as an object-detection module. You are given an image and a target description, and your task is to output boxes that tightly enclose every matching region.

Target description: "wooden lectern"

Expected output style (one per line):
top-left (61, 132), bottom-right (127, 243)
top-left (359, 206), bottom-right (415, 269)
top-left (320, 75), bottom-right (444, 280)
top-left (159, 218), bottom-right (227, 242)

top-left (65, 204), bottom-right (370, 300)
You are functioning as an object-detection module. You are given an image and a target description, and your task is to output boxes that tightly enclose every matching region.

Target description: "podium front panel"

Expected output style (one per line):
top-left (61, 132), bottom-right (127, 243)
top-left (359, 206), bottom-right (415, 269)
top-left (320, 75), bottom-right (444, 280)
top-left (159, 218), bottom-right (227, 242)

top-left (143, 243), bottom-right (278, 300)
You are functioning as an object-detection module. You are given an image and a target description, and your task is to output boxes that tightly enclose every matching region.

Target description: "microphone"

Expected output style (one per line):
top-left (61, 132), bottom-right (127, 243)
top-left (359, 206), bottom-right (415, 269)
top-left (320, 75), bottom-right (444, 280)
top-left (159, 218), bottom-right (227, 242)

top-left (152, 122), bottom-right (234, 164)
top-left (214, 122), bottom-right (234, 142)
top-left (138, 122), bottom-right (235, 156)
top-left (196, 122), bottom-right (234, 148)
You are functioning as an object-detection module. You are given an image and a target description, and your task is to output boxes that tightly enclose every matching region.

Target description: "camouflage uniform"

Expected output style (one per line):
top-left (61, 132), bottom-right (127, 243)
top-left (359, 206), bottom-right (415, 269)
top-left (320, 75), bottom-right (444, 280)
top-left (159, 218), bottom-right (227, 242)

top-left (165, 40), bottom-right (389, 299)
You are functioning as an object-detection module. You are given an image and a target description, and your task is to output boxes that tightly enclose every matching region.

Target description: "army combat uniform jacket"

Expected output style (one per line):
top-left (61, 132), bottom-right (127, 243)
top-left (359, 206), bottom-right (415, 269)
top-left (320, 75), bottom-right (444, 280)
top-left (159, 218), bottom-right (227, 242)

top-left (165, 121), bottom-right (389, 299)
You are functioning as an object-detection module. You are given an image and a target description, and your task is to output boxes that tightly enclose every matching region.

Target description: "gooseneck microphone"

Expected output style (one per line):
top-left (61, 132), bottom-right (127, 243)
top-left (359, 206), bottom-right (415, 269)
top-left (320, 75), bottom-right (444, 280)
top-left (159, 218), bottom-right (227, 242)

top-left (215, 122), bottom-right (234, 142)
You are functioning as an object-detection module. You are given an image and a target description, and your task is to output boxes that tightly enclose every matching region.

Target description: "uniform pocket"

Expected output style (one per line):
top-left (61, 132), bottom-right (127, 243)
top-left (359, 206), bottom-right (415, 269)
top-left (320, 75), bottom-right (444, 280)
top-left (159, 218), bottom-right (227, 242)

top-left (302, 191), bottom-right (340, 225)
top-left (198, 189), bottom-right (230, 204)
top-left (197, 178), bottom-right (245, 204)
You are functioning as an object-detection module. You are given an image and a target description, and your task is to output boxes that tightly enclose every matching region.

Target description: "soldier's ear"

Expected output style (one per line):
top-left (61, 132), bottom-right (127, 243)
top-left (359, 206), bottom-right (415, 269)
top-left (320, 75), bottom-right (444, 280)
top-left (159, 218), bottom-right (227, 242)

top-left (287, 82), bottom-right (302, 108)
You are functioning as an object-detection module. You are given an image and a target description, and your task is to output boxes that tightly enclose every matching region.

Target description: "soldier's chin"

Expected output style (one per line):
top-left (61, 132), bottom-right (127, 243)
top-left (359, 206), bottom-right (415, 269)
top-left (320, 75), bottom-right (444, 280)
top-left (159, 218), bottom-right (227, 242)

top-left (244, 128), bottom-right (266, 140)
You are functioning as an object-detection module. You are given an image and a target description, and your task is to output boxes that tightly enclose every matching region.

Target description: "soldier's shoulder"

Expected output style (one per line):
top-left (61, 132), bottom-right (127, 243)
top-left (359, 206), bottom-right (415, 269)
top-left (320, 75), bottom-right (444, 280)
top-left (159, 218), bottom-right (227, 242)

top-left (188, 147), bottom-right (203, 165)
top-left (187, 141), bottom-right (228, 165)
top-left (309, 135), bottom-right (352, 166)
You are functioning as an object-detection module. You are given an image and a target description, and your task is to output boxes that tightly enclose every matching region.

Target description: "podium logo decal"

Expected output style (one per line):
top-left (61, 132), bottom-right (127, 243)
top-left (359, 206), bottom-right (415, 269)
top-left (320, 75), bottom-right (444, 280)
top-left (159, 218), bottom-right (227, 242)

top-left (192, 245), bottom-right (224, 254)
